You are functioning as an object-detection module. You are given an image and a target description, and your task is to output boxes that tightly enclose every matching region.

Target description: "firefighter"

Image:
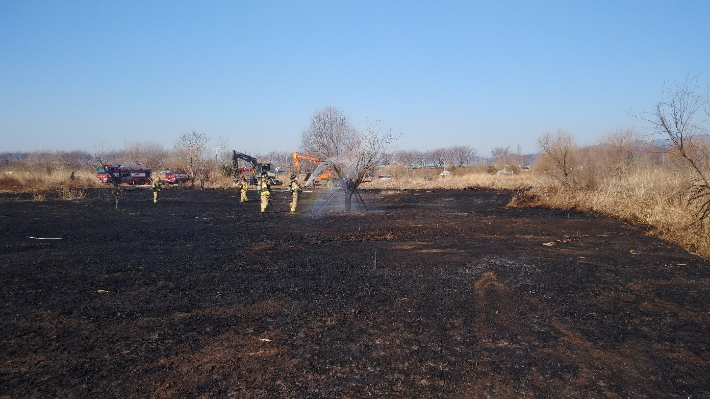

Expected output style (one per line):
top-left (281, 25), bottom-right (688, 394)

top-left (288, 174), bottom-right (302, 213)
top-left (259, 172), bottom-right (270, 213)
top-left (151, 178), bottom-right (162, 203)
top-left (237, 174), bottom-right (249, 202)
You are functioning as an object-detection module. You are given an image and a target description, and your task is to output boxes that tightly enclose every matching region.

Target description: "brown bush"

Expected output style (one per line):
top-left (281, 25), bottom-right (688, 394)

top-left (0, 174), bottom-right (23, 191)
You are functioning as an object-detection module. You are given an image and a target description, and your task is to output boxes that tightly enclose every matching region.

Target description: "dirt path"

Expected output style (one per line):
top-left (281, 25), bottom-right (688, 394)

top-left (1, 187), bottom-right (708, 398)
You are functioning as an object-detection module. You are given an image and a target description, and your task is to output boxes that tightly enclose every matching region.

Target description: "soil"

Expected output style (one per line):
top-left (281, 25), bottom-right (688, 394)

top-left (1, 186), bottom-right (708, 398)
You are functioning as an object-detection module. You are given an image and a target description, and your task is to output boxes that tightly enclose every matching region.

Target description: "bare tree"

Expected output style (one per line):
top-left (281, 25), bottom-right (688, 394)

top-left (338, 118), bottom-right (398, 211)
top-left (379, 151), bottom-right (395, 166)
top-left (93, 141), bottom-right (113, 165)
top-left (491, 146), bottom-right (515, 166)
top-left (95, 149), bottom-right (124, 167)
top-left (597, 129), bottom-right (642, 179)
top-left (262, 151), bottom-right (291, 171)
top-left (395, 150), bottom-right (417, 168)
top-left (643, 77), bottom-right (710, 219)
top-left (55, 150), bottom-right (93, 170)
top-left (301, 107), bottom-right (360, 159)
top-left (355, 118), bottom-right (399, 183)
top-left (142, 143), bottom-right (169, 171)
top-left (213, 136), bottom-right (230, 170)
top-left (412, 150), bottom-right (427, 169)
top-left (31, 151), bottom-right (57, 175)
top-left (428, 148), bottom-right (448, 168)
top-left (396, 149), bottom-right (428, 169)
top-left (122, 141), bottom-right (147, 166)
top-left (302, 109), bottom-right (398, 211)
top-left (536, 129), bottom-right (580, 188)
top-left (449, 145), bottom-right (477, 166)
top-left (122, 141), bottom-right (167, 171)
top-left (175, 131), bottom-right (210, 188)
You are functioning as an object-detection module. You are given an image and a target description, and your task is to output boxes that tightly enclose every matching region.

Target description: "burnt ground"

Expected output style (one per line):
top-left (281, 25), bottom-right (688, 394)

top-left (0, 186), bottom-right (708, 398)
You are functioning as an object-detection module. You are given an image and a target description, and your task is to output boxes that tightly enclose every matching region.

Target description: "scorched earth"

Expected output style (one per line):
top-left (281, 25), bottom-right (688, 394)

top-left (1, 186), bottom-right (708, 398)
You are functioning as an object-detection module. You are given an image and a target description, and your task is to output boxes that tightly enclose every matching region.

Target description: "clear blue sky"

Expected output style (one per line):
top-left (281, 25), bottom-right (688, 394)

top-left (1, 0), bottom-right (709, 157)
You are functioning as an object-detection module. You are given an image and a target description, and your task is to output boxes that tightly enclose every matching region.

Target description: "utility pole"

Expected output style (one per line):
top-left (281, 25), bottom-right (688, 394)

top-left (214, 147), bottom-right (222, 168)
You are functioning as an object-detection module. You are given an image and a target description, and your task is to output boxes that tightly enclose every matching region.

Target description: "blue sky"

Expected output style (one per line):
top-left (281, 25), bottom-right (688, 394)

top-left (1, 1), bottom-right (709, 157)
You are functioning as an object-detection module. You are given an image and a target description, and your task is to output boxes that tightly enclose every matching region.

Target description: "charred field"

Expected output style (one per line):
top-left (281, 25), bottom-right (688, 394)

top-left (1, 186), bottom-right (709, 398)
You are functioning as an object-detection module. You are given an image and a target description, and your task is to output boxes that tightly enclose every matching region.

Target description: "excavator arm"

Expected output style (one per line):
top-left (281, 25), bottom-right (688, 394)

top-left (292, 151), bottom-right (323, 172)
top-left (232, 151), bottom-right (258, 170)
top-left (232, 151), bottom-right (258, 183)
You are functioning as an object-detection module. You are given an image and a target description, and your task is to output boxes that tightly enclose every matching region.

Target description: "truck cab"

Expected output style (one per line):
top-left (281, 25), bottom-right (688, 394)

top-left (162, 168), bottom-right (189, 184)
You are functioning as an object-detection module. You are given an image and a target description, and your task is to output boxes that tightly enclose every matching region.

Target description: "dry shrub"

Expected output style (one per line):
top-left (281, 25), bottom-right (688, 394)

top-left (31, 191), bottom-right (46, 201)
top-left (0, 174), bottom-right (23, 191)
top-left (168, 173), bottom-right (247, 190)
top-left (205, 173), bottom-right (240, 189)
top-left (58, 187), bottom-right (87, 200)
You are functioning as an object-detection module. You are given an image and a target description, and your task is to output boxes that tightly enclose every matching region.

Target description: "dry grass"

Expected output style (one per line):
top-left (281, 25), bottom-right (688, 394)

top-left (199, 173), bottom-right (239, 189)
top-left (1, 169), bottom-right (100, 199)
top-left (362, 172), bottom-right (534, 191)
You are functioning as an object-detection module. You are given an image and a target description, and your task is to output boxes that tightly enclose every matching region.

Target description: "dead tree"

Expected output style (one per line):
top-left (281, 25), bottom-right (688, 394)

top-left (302, 108), bottom-right (398, 212)
top-left (301, 107), bottom-right (360, 160)
top-left (174, 131), bottom-right (210, 188)
top-left (644, 77), bottom-right (710, 219)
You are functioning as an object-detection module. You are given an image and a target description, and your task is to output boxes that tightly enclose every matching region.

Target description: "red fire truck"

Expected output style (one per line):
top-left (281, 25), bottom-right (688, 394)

top-left (96, 164), bottom-right (152, 185)
top-left (162, 168), bottom-right (190, 184)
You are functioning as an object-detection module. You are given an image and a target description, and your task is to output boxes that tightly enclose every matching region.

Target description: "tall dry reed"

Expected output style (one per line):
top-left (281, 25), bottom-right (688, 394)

top-left (0, 169), bottom-right (100, 198)
top-left (362, 172), bottom-right (534, 191)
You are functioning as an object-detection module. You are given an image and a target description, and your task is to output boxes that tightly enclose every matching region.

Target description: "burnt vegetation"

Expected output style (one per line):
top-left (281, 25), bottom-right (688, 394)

top-left (1, 188), bottom-right (708, 398)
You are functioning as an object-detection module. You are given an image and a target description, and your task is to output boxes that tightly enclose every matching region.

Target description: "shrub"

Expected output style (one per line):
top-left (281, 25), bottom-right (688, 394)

top-left (219, 164), bottom-right (235, 178)
top-left (0, 174), bottom-right (23, 191)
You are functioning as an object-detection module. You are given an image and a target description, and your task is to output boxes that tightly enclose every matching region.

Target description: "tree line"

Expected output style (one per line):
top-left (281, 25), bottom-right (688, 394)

top-left (3, 75), bottom-right (708, 193)
top-left (0, 126), bottom-right (682, 179)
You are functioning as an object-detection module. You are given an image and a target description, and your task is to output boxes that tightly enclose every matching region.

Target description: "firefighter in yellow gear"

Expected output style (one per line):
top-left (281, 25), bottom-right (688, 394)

top-left (151, 179), bottom-right (162, 203)
top-left (237, 175), bottom-right (249, 202)
top-left (288, 174), bottom-right (302, 213)
top-left (259, 172), bottom-right (271, 213)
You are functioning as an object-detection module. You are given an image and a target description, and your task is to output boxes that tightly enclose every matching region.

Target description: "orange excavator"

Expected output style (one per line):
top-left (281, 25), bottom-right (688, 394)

top-left (292, 151), bottom-right (338, 187)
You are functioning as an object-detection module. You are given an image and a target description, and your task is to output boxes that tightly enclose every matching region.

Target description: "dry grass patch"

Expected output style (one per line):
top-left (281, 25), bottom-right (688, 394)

top-left (362, 172), bottom-right (534, 191)
top-left (0, 169), bottom-right (99, 200)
